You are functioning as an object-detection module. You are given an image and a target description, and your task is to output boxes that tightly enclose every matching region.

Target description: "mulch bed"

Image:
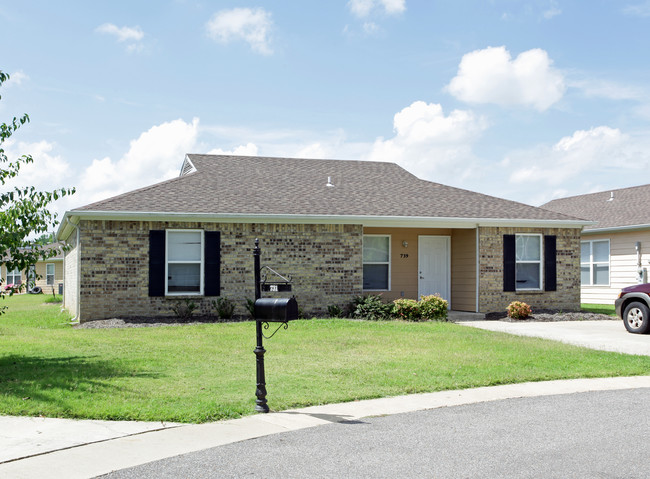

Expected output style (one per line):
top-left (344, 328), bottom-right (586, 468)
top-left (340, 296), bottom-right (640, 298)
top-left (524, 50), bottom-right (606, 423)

top-left (75, 310), bottom-right (618, 329)
top-left (485, 310), bottom-right (617, 322)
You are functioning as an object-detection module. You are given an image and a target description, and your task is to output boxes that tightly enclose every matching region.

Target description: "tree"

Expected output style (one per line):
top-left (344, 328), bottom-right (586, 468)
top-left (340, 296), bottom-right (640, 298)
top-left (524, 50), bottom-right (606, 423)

top-left (0, 70), bottom-right (75, 311)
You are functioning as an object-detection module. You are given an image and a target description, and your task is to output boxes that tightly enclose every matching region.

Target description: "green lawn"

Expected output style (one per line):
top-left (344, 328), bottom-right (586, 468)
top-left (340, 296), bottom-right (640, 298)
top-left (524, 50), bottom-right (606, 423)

top-left (1, 294), bottom-right (648, 423)
top-left (581, 303), bottom-right (617, 316)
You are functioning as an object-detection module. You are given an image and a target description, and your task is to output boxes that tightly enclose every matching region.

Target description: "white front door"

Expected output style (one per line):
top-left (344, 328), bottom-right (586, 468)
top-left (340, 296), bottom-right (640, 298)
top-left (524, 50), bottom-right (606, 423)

top-left (418, 236), bottom-right (450, 305)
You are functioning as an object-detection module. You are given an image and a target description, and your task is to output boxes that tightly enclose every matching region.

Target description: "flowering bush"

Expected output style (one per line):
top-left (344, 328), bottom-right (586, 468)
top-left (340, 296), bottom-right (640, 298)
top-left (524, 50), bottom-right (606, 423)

top-left (419, 294), bottom-right (448, 321)
top-left (392, 298), bottom-right (421, 321)
top-left (506, 301), bottom-right (532, 320)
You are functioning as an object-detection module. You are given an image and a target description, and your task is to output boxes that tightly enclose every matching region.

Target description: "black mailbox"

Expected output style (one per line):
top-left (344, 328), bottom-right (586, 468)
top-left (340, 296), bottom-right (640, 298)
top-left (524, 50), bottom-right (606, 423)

top-left (254, 297), bottom-right (299, 322)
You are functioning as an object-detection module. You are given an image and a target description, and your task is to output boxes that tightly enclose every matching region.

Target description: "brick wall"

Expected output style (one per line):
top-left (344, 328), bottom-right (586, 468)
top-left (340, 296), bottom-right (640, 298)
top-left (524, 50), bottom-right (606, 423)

top-left (478, 226), bottom-right (581, 313)
top-left (74, 220), bottom-right (363, 322)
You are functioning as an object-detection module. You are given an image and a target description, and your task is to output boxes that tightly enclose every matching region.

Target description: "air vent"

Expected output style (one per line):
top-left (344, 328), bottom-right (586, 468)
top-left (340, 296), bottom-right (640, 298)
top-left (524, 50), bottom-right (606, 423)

top-left (180, 157), bottom-right (197, 176)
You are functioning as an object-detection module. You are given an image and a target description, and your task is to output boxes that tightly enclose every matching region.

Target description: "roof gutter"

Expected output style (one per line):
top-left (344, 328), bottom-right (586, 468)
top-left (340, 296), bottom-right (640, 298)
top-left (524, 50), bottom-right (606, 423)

top-left (60, 210), bottom-right (593, 229)
top-left (582, 223), bottom-right (650, 235)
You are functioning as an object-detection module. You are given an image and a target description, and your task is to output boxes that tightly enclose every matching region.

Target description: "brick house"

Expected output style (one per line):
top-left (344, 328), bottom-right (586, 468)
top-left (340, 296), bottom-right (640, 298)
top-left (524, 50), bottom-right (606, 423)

top-left (57, 155), bottom-right (588, 322)
top-left (543, 184), bottom-right (650, 304)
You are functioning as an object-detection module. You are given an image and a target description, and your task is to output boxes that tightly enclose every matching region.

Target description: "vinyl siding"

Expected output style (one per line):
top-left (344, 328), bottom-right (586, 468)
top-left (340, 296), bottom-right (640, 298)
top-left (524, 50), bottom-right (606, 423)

top-left (581, 229), bottom-right (650, 304)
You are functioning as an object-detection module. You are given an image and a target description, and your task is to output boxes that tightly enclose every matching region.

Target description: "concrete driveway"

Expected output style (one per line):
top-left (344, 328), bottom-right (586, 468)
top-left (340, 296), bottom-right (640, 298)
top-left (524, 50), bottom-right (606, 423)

top-left (455, 318), bottom-right (650, 356)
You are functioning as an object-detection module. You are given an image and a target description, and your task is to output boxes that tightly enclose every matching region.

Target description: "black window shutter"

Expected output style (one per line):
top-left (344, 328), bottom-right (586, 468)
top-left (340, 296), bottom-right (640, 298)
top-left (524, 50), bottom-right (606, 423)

top-left (503, 234), bottom-right (516, 292)
top-left (149, 230), bottom-right (165, 297)
top-left (204, 231), bottom-right (221, 296)
top-left (544, 235), bottom-right (557, 291)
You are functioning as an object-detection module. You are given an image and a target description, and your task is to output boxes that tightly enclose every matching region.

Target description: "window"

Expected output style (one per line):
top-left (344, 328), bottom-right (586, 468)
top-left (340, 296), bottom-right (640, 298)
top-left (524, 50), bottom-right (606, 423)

top-left (7, 267), bottom-right (21, 286)
top-left (46, 263), bottom-right (55, 286)
top-left (515, 234), bottom-right (542, 290)
top-left (363, 235), bottom-right (390, 290)
top-left (504, 234), bottom-right (556, 292)
top-left (148, 230), bottom-right (221, 297)
top-left (581, 240), bottom-right (609, 286)
top-left (166, 230), bottom-right (203, 294)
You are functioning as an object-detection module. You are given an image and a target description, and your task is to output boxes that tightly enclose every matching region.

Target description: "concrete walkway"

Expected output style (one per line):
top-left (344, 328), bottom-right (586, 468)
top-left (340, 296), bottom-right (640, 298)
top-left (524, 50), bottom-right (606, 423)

top-left (456, 319), bottom-right (650, 356)
top-left (1, 376), bottom-right (650, 479)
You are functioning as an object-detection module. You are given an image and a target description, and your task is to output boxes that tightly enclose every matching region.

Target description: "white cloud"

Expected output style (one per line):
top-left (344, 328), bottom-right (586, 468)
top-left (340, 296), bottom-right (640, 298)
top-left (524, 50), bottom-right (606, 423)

top-left (446, 46), bottom-right (566, 111)
top-left (207, 143), bottom-right (259, 156)
top-left (0, 139), bottom-right (73, 223)
top-left (623, 1), bottom-right (650, 16)
top-left (206, 8), bottom-right (273, 55)
top-left (1, 139), bottom-right (70, 190)
top-left (365, 101), bottom-right (487, 182)
top-left (2, 70), bottom-right (28, 88)
top-left (76, 118), bottom-right (200, 206)
top-left (542, 1), bottom-right (562, 19)
top-left (348, 0), bottom-right (406, 18)
top-left (95, 23), bottom-right (145, 53)
top-left (570, 78), bottom-right (644, 101)
top-left (95, 23), bottom-right (144, 42)
top-left (505, 126), bottom-right (650, 204)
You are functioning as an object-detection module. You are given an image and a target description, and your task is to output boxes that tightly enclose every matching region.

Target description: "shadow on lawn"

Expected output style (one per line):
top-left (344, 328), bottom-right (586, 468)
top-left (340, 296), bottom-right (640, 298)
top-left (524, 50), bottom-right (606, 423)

top-left (0, 354), bottom-right (162, 403)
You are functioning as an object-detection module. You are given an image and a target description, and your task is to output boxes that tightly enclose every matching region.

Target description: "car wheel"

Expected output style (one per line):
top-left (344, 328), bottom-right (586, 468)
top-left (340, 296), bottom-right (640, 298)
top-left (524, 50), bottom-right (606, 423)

top-left (623, 302), bottom-right (650, 334)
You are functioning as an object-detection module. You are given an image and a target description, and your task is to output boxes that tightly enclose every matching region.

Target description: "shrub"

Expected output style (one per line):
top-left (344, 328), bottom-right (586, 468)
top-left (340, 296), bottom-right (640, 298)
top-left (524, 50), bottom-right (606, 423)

top-left (245, 298), bottom-right (256, 319)
top-left (392, 298), bottom-right (421, 321)
top-left (507, 301), bottom-right (532, 320)
top-left (419, 294), bottom-right (448, 321)
top-left (212, 297), bottom-right (235, 320)
top-left (351, 294), bottom-right (392, 321)
top-left (170, 299), bottom-right (197, 322)
top-left (327, 304), bottom-right (343, 318)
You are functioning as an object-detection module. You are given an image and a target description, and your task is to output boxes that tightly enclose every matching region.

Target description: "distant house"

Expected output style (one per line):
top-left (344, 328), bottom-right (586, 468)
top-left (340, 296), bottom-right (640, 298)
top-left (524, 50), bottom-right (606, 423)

top-left (542, 184), bottom-right (650, 304)
top-left (1, 243), bottom-right (64, 294)
top-left (57, 155), bottom-right (588, 322)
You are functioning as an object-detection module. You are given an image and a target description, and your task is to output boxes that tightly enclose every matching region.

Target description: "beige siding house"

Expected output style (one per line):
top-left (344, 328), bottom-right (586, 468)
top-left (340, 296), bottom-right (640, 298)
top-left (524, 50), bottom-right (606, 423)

top-left (543, 184), bottom-right (650, 305)
top-left (1, 243), bottom-right (64, 294)
top-left (57, 155), bottom-right (588, 322)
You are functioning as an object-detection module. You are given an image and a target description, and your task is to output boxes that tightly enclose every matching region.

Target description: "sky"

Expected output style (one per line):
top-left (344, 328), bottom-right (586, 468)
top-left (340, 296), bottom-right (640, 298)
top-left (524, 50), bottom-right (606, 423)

top-left (1, 0), bottom-right (650, 222)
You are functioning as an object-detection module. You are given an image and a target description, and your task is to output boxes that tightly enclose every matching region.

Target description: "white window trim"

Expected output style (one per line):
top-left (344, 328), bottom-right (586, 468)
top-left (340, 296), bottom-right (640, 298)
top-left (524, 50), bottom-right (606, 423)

top-left (515, 233), bottom-right (543, 291)
top-left (46, 263), bottom-right (55, 286)
top-left (165, 229), bottom-right (204, 296)
top-left (580, 239), bottom-right (610, 287)
top-left (362, 234), bottom-right (391, 291)
top-left (7, 267), bottom-right (21, 285)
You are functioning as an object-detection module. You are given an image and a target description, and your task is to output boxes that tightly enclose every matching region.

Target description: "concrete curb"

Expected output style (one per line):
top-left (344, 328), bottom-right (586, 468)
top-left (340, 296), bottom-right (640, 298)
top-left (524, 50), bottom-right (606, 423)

top-left (1, 376), bottom-right (649, 479)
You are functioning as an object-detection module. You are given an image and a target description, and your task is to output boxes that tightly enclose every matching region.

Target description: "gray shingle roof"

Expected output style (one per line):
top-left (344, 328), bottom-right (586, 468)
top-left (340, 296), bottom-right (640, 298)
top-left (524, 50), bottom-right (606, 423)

top-left (74, 154), bottom-right (580, 222)
top-left (542, 184), bottom-right (650, 230)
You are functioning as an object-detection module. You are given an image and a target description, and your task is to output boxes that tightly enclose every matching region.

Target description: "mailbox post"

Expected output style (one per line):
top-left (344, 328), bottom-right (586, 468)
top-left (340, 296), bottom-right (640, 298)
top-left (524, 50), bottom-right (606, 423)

top-left (253, 239), bottom-right (298, 413)
top-left (253, 239), bottom-right (268, 413)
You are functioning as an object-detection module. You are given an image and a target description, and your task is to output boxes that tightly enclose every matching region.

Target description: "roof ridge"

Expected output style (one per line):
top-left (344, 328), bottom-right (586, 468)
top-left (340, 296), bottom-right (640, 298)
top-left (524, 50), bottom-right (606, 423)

top-left (544, 182), bottom-right (650, 204)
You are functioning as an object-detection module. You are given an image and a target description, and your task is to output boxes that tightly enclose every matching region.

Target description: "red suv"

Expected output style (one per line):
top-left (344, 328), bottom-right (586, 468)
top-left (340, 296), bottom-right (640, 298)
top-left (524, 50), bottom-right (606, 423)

top-left (615, 283), bottom-right (650, 334)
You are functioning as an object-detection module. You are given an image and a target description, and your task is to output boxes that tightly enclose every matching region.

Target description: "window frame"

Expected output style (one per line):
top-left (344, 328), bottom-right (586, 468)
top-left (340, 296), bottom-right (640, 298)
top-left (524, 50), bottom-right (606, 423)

top-left (515, 233), bottom-right (543, 291)
top-left (46, 263), bottom-right (55, 286)
top-left (165, 229), bottom-right (205, 296)
top-left (6, 267), bottom-right (21, 286)
top-left (580, 239), bottom-right (610, 286)
top-left (362, 234), bottom-right (391, 291)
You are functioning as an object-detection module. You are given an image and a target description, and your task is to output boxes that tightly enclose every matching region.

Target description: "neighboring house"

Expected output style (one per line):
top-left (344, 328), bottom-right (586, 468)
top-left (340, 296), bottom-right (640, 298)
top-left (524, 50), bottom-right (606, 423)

top-left (542, 184), bottom-right (650, 305)
top-left (1, 242), bottom-right (65, 294)
top-left (56, 155), bottom-right (588, 322)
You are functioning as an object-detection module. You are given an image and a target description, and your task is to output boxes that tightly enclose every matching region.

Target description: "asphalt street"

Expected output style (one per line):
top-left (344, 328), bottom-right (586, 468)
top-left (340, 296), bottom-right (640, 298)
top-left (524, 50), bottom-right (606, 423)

top-left (101, 388), bottom-right (650, 479)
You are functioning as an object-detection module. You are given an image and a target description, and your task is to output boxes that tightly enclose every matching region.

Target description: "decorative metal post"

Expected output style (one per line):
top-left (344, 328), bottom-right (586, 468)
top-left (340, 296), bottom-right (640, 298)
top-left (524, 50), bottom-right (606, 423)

top-left (253, 239), bottom-right (269, 413)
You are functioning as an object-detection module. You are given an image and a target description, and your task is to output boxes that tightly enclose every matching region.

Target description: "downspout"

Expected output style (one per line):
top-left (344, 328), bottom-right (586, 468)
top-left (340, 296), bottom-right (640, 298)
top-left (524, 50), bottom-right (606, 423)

top-left (61, 216), bottom-right (81, 323)
top-left (475, 226), bottom-right (480, 313)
